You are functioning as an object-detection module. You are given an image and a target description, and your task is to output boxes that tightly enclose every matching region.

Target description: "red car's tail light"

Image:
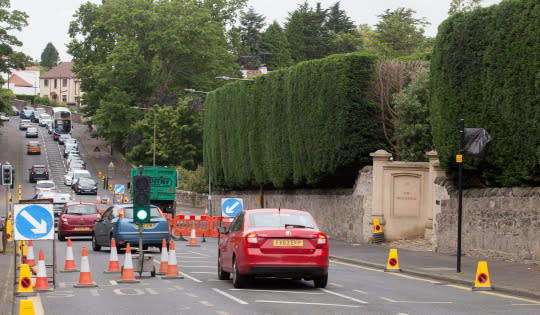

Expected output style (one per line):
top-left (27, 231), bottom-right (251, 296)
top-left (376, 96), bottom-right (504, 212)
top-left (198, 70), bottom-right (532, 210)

top-left (316, 234), bottom-right (328, 249)
top-left (61, 217), bottom-right (67, 223)
top-left (246, 233), bottom-right (259, 248)
top-left (119, 209), bottom-right (125, 218)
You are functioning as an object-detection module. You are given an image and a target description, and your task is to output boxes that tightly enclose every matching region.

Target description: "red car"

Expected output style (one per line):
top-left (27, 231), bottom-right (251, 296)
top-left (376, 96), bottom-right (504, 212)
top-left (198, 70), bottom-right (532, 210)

top-left (218, 208), bottom-right (329, 288)
top-left (58, 203), bottom-right (100, 241)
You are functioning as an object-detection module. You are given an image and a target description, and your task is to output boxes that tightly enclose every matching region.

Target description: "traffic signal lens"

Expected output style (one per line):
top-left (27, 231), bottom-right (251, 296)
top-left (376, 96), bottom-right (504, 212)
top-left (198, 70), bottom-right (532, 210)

top-left (135, 208), bottom-right (149, 221)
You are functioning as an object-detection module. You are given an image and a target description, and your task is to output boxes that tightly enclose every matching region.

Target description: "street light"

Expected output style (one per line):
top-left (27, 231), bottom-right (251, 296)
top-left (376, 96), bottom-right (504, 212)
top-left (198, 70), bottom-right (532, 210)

top-left (215, 76), bottom-right (253, 81)
top-left (184, 88), bottom-right (209, 94)
top-left (131, 106), bottom-right (157, 166)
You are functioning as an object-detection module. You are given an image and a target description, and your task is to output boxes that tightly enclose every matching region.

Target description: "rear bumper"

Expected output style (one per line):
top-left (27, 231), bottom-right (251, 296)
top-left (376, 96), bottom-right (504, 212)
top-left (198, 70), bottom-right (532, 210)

top-left (59, 225), bottom-right (94, 236)
top-left (246, 266), bottom-right (326, 279)
top-left (115, 232), bottom-right (170, 247)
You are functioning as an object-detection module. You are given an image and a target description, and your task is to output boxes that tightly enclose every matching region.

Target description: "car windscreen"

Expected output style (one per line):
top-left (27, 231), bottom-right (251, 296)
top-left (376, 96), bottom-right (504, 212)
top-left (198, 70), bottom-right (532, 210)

top-left (27, 128), bottom-right (37, 132)
top-left (77, 178), bottom-right (95, 185)
top-left (122, 206), bottom-right (161, 219)
top-left (37, 182), bottom-right (55, 188)
top-left (249, 212), bottom-right (316, 229)
top-left (33, 167), bottom-right (46, 172)
top-left (28, 143), bottom-right (39, 147)
top-left (65, 204), bottom-right (98, 215)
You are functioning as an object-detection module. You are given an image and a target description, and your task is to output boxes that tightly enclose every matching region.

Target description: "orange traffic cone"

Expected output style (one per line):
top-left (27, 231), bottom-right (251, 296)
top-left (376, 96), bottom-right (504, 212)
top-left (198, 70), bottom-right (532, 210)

top-left (61, 238), bottom-right (78, 272)
top-left (162, 240), bottom-right (183, 279)
top-left (186, 229), bottom-right (200, 247)
top-left (204, 206), bottom-right (208, 216)
top-left (118, 243), bottom-right (139, 283)
top-left (96, 193), bottom-right (101, 204)
top-left (35, 250), bottom-right (52, 292)
top-left (105, 238), bottom-right (121, 273)
top-left (74, 246), bottom-right (98, 287)
top-left (26, 240), bottom-right (36, 266)
top-left (157, 239), bottom-right (169, 275)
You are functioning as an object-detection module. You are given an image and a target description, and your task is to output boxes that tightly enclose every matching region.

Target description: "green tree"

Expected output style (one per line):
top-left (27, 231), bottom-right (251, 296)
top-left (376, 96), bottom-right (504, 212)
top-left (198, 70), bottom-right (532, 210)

top-left (238, 7), bottom-right (266, 69)
top-left (261, 21), bottom-right (293, 70)
top-left (392, 67), bottom-right (432, 161)
top-left (374, 8), bottom-right (431, 57)
top-left (40, 42), bottom-right (60, 68)
top-left (448, 0), bottom-right (482, 15)
top-left (0, 0), bottom-right (28, 75)
top-left (326, 1), bottom-right (355, 33)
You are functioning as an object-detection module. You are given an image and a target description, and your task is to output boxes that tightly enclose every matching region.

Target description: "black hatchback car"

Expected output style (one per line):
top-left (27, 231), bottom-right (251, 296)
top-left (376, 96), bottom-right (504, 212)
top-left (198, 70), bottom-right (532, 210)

top-left (73, 177), bottom-right (98, 195)
top-left (29, 165), bottom-right (49, 183)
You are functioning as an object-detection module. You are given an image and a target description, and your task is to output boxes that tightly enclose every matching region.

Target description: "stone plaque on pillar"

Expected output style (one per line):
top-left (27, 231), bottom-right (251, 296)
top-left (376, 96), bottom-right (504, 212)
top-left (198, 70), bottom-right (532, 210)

top-left (391, 174), bottom-right (421, 217)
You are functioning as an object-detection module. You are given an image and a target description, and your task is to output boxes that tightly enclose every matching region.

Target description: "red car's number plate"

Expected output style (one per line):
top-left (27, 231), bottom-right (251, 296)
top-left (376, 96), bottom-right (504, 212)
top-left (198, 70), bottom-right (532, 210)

top-left (74, 227), bottom-right (90, 231)
top-left (273, 239), bottom-right (303, 247)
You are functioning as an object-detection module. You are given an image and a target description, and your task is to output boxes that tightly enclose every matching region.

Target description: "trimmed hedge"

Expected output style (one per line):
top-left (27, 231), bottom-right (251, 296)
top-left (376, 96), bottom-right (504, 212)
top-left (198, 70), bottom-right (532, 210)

top-left (431, 0), bottom-right (539, 186)
top-left (204, 53), bottom-right (383, 189)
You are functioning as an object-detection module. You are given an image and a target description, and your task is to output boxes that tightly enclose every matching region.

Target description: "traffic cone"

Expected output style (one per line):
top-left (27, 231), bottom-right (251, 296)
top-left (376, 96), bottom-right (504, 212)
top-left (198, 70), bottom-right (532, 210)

top-left (26, 241), bottom-right (36, 267)
top-left (157, 239), bottom-right (169, 275)
top-left (61, 238), bottom-right (79, 272)
top-left (96, 193), bottom-right (101, 204)
top-left (204, 206), bottom-right (208, 216)
top-left (105, 238), bottom-right (121, 273)
top-left (162, 240), bottom-right (183, 279)
top-left (16, 264), bottom-right (36, 296)
top-left (472, 261), bottom-right (493, 291)
top-left (372, 218), bottom-right (385, 244)
top-left (74, 246), bottom-right (98, 287)
top-left (35, 250), bottom-right (52, 292)
top-left (186, 228), bottom-right (200, 247)
top-left (384, 248), bottom-right (401, 272)
top-left (19, 300), bottom-right (36, 315)
top-left (118, 243), bottom-right (139, 283)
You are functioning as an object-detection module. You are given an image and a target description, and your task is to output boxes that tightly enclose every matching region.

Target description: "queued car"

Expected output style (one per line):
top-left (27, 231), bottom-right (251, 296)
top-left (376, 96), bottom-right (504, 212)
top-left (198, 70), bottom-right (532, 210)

top-left (217, 208), bottom-right (329, 288)
top-left (0, 112), bottom-right (9, 121)
top-left (29, 165), bottom-right (49, 182)
top-left (34, 180), bottom-right (56, 196)
top-left (67, 159), bottom-right (85, 171)
top-left (58, 134), bottom-right (72, 145)
top-left (35, 192), bottom-right (73, 226)
top-left (20, 109), bottom-right (33, 119)
top-left (72, 177), bottom-right (98, 195)
top-left (19, 119), bottom-right (32, 130)
top-left (46, 121), bottom-right (54, 134)
top-left (92, 204), bottom-right (170, 251)
top-left (67, 169), bottom-right (91, 186)
top-left (58, 203), bottom-right (100, 241)
top-left (27, 141), bottom-right (41, 155)
top-left (38, 113), bottom-right (51, 126)
top-left (25, 127), bottom-right (38, 138)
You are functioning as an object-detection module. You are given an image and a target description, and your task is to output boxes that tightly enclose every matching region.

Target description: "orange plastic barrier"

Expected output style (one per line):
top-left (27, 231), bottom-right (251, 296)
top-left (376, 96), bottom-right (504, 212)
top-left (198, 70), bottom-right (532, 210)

top-left (169, 215), bottom-right (234, 238)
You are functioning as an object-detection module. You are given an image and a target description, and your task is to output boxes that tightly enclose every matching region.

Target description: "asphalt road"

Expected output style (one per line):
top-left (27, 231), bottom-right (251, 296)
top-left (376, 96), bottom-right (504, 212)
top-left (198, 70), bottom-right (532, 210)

top-left (2, 115), bottom-right (539, 315)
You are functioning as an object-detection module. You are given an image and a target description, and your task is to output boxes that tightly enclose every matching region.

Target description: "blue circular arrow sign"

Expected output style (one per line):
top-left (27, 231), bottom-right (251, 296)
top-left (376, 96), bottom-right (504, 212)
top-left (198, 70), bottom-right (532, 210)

top-left (14, 204), bottom-right (54, 240)
top-left (221, 198), bottom-right (243, 218)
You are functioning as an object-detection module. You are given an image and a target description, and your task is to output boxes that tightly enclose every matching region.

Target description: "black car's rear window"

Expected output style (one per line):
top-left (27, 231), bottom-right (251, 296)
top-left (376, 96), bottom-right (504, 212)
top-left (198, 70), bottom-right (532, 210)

top-left (249, 212), bottom-right (316, 229)
top-left (78, 178), bottom-right (95, 185)
top-left (33, 166), bottom-right (45, 171)
top-left (65, 205), bottom-right (98, 215)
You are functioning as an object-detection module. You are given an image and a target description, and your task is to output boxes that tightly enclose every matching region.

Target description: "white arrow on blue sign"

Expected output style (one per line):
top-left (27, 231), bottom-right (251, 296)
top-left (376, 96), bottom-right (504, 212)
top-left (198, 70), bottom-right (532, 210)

top-left (13, 204), bottom-right (54, 240)
top-left (221, 198), bottom-right (243, 218)
top-left (114, 184), bottom-right (125, 195)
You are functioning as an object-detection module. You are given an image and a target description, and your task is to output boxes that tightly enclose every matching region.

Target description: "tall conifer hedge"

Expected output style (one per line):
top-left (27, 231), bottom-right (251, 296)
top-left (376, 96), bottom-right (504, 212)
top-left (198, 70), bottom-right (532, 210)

top-left (204, 53), bottom-right (383, 189)
top-left (431, 0), bottom-right (539, 186)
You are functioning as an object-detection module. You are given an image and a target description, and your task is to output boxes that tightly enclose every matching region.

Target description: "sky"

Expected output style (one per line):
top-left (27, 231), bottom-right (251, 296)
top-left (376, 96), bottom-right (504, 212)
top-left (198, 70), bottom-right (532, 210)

top-left (11, 0), bottom-right (502, 62)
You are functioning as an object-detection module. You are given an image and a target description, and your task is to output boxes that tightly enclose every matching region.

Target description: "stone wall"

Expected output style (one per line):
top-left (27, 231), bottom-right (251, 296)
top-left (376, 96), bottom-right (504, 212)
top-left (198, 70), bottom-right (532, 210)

top-left (434, 181), bottom-right (540, 263)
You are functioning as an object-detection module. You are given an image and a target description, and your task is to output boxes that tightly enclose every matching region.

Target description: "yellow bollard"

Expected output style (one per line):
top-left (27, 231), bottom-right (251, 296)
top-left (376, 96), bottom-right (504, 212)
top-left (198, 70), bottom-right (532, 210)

top-left (472, 261), bottom-right (493, 291)
top-left (6, 218), bottom-right (12, 241)
top-left (384, 248), bottom-right (401, 272)
top-left (16, 264), bottom-right (36, 296)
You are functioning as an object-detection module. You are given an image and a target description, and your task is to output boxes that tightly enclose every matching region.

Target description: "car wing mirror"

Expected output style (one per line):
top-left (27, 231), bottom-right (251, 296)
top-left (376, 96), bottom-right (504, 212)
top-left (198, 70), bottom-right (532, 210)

top-left (217, 227), bottom-right (228, 234)
top-left (94, 217), bottom-right (101, 222)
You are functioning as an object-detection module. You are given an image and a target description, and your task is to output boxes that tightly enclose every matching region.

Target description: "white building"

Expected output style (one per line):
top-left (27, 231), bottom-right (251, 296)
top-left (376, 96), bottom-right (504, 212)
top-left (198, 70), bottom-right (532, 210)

top-left (1, 66), bottom-right (40, 95)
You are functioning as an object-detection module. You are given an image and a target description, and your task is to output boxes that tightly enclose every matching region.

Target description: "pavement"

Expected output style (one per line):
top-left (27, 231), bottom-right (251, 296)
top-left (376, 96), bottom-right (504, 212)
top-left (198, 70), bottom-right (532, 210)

top-left (1, 119), bottom-right (539, 314)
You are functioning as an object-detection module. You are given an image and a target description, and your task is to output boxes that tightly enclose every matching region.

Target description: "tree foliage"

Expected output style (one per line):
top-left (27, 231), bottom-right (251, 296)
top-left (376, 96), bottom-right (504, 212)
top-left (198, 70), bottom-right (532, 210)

top-left (261, 21), bottom-right (293, 70)
top-left (204, 53), bottom-right (384, 189)
top-left (40, 42), bottom-right (59, 68)
top-left (0, 0), bottom-right (29, 75)
top-left (237, 7), bottom-right (266, 69)
top-left (448, 0), bottom-right (482, 15)
top-left (431, 0), bottom-right (539, 186)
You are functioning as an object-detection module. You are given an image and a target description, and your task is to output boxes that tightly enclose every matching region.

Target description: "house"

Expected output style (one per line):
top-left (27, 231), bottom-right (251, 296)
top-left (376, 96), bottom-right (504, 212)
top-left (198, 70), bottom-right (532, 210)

top-left (40, 62), bottom-right (81, 105)
top-left (1, 66), bottom-right (40, 95)
top-left (240, 64), bottom-right (268, 79)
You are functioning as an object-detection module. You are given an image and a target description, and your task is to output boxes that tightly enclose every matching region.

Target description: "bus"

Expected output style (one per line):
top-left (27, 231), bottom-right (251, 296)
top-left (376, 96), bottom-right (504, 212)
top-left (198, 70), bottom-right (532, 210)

top-left (52, 107), bottom-right (72, 140)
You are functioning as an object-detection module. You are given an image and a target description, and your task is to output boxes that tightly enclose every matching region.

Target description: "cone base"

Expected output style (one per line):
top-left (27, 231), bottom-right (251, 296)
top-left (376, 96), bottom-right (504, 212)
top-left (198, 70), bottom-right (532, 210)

top-left (472, 286), bottom-right (493, 291)
top-left (60, 269), bottom-right (79, 273)
top-left (186, 244), bottom-right (200, 247)
top-left (36, 288), bottom-right (54, 292)
top-left (162, 275), bottom-right (184, 279)
top-left (118, 279), bottom-right (140, 283)
top-left (384, 268), bottom-right (401, 272)
top-left (16, 292), bottom-right (37, 297)
top-left (104, 270), bottom-right (121, 274)
top-left (74, 283), bottom-right (98, 288)
top-left (156, 272), bottom-right (166, 275)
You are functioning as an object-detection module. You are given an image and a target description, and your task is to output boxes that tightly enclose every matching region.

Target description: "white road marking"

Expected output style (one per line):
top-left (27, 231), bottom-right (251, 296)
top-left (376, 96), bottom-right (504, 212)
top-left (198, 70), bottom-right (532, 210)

top-left (109, 280), bottom-right (118, 286)
top-left (179, 271), bottom-right (202, 283)
top-left (321, 288), bottom-right (368, 304)
top-left (145, 288), bottom-right (159, 295)
top-left (230, 288), bottom-right (323, 295)
top-left (390, 273), bottom-right (442, 284)
top-left (511, 303), bottom-right (540, 306)
top-left (185, 292), bottom-right (198, 298)
top-left (200, 300), bottom-right (214, 306)
top-left (380, 296), bottom-right (452, 304)
top-left (216, 311), bottom-right (230, 315)
top-left (329, 282), bottom-right (343, 287)
top-left (353, 289), bottom-right (367, 295)
top-left (256, 300), bottom-right (361, 308)
top-left (212, 288), bottom-right (248, 305)
top-left (90, 289), bottom-right (100, 296)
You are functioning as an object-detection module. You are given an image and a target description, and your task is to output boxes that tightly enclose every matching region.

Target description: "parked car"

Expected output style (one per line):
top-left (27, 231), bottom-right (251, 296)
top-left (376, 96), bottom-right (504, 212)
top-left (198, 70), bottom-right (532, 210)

top-left (35, 192), bottom-right (73, 226)
top-left (217, 208), bottom-right (329, 288)
top-left (38, 113), bottom-right (51, 126)
top-left (34, 180), bottom-right (56, 196)
top-left (58, 134), bottom-right (72, 145)
top-left (0, 112), bottom-right (9, 121)
top-left (19, 119), bottom-right (32, 130)
top-left (25, 127), bottom-right (38, 138)
top-left (27, 141), bottom-right (41, 155)
top-left (58, 203), bottom-right (100, 241)
top-left (73, 177), bottom-right (98, 195)
top-left (92, 204), bottom-right (170, 251)
top-left (29, 165), bottom-right (49, 182)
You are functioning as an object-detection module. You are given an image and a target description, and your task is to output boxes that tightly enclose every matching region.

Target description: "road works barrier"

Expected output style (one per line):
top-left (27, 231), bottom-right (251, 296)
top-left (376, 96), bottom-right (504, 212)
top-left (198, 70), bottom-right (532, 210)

top-left (169, 215), bottom-right (234, 239)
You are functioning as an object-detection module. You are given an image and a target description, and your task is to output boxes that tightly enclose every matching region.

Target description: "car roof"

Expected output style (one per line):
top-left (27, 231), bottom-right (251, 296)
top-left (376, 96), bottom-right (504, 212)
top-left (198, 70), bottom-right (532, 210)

top-left (32, 164), bottom-right (46, 167)
top-left (73, 169), bottom-right (90, 173)
top-left (36, 180), bottom-right (55, 184)
top-left (65, 202), bottom-right (97, 207)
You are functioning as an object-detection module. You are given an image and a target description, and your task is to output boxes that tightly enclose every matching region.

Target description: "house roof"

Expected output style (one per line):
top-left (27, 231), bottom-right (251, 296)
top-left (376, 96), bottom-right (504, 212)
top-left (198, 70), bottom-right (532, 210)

top-left (40, 62), bottom-right (76, 79)
top-left (8, 74), bottom-right (32, 87)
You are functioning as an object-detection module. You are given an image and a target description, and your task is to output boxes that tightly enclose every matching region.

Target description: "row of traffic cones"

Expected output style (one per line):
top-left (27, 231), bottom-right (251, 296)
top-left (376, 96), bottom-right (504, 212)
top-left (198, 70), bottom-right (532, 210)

top-left (383, 248), bottom-right (493, 290)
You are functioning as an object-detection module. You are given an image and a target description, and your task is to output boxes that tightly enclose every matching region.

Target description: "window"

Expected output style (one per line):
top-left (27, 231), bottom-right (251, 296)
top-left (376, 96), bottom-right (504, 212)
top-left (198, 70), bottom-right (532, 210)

top-left (54, 79), bottom-right (57, 88)
top-left (229, 213), bottom-right (244, 232)
top-left (44, 79), bottom-right (48, 87)
top-left (62, 79), bottom-right (67, 87)
top-left (62, 95), bottom-right (67, 102)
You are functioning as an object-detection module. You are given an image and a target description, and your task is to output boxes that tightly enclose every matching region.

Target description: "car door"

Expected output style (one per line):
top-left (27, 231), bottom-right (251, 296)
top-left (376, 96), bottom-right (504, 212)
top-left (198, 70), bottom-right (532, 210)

top-left (95, 207), bottom-right (113, 244)
top-left (220, 212), bottom-right (244, 271)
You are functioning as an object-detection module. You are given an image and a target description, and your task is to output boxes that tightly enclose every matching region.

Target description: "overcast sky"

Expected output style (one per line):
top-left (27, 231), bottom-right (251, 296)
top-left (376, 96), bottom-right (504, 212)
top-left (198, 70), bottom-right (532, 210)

top-left (11, 0), bottom-right (502, 62)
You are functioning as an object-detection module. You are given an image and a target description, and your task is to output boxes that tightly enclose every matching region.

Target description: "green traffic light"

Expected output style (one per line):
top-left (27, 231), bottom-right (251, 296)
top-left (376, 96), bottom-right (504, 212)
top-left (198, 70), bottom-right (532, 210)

top-left (136, 209), bottom-right (148, 221)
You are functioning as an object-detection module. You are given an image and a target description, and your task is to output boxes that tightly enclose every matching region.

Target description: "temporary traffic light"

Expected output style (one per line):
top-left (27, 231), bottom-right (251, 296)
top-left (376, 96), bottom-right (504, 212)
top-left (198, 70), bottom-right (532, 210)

top-left (132, 175), bottom-right (151, 224)
top-left (2, 164), bottom-right (12, 186)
